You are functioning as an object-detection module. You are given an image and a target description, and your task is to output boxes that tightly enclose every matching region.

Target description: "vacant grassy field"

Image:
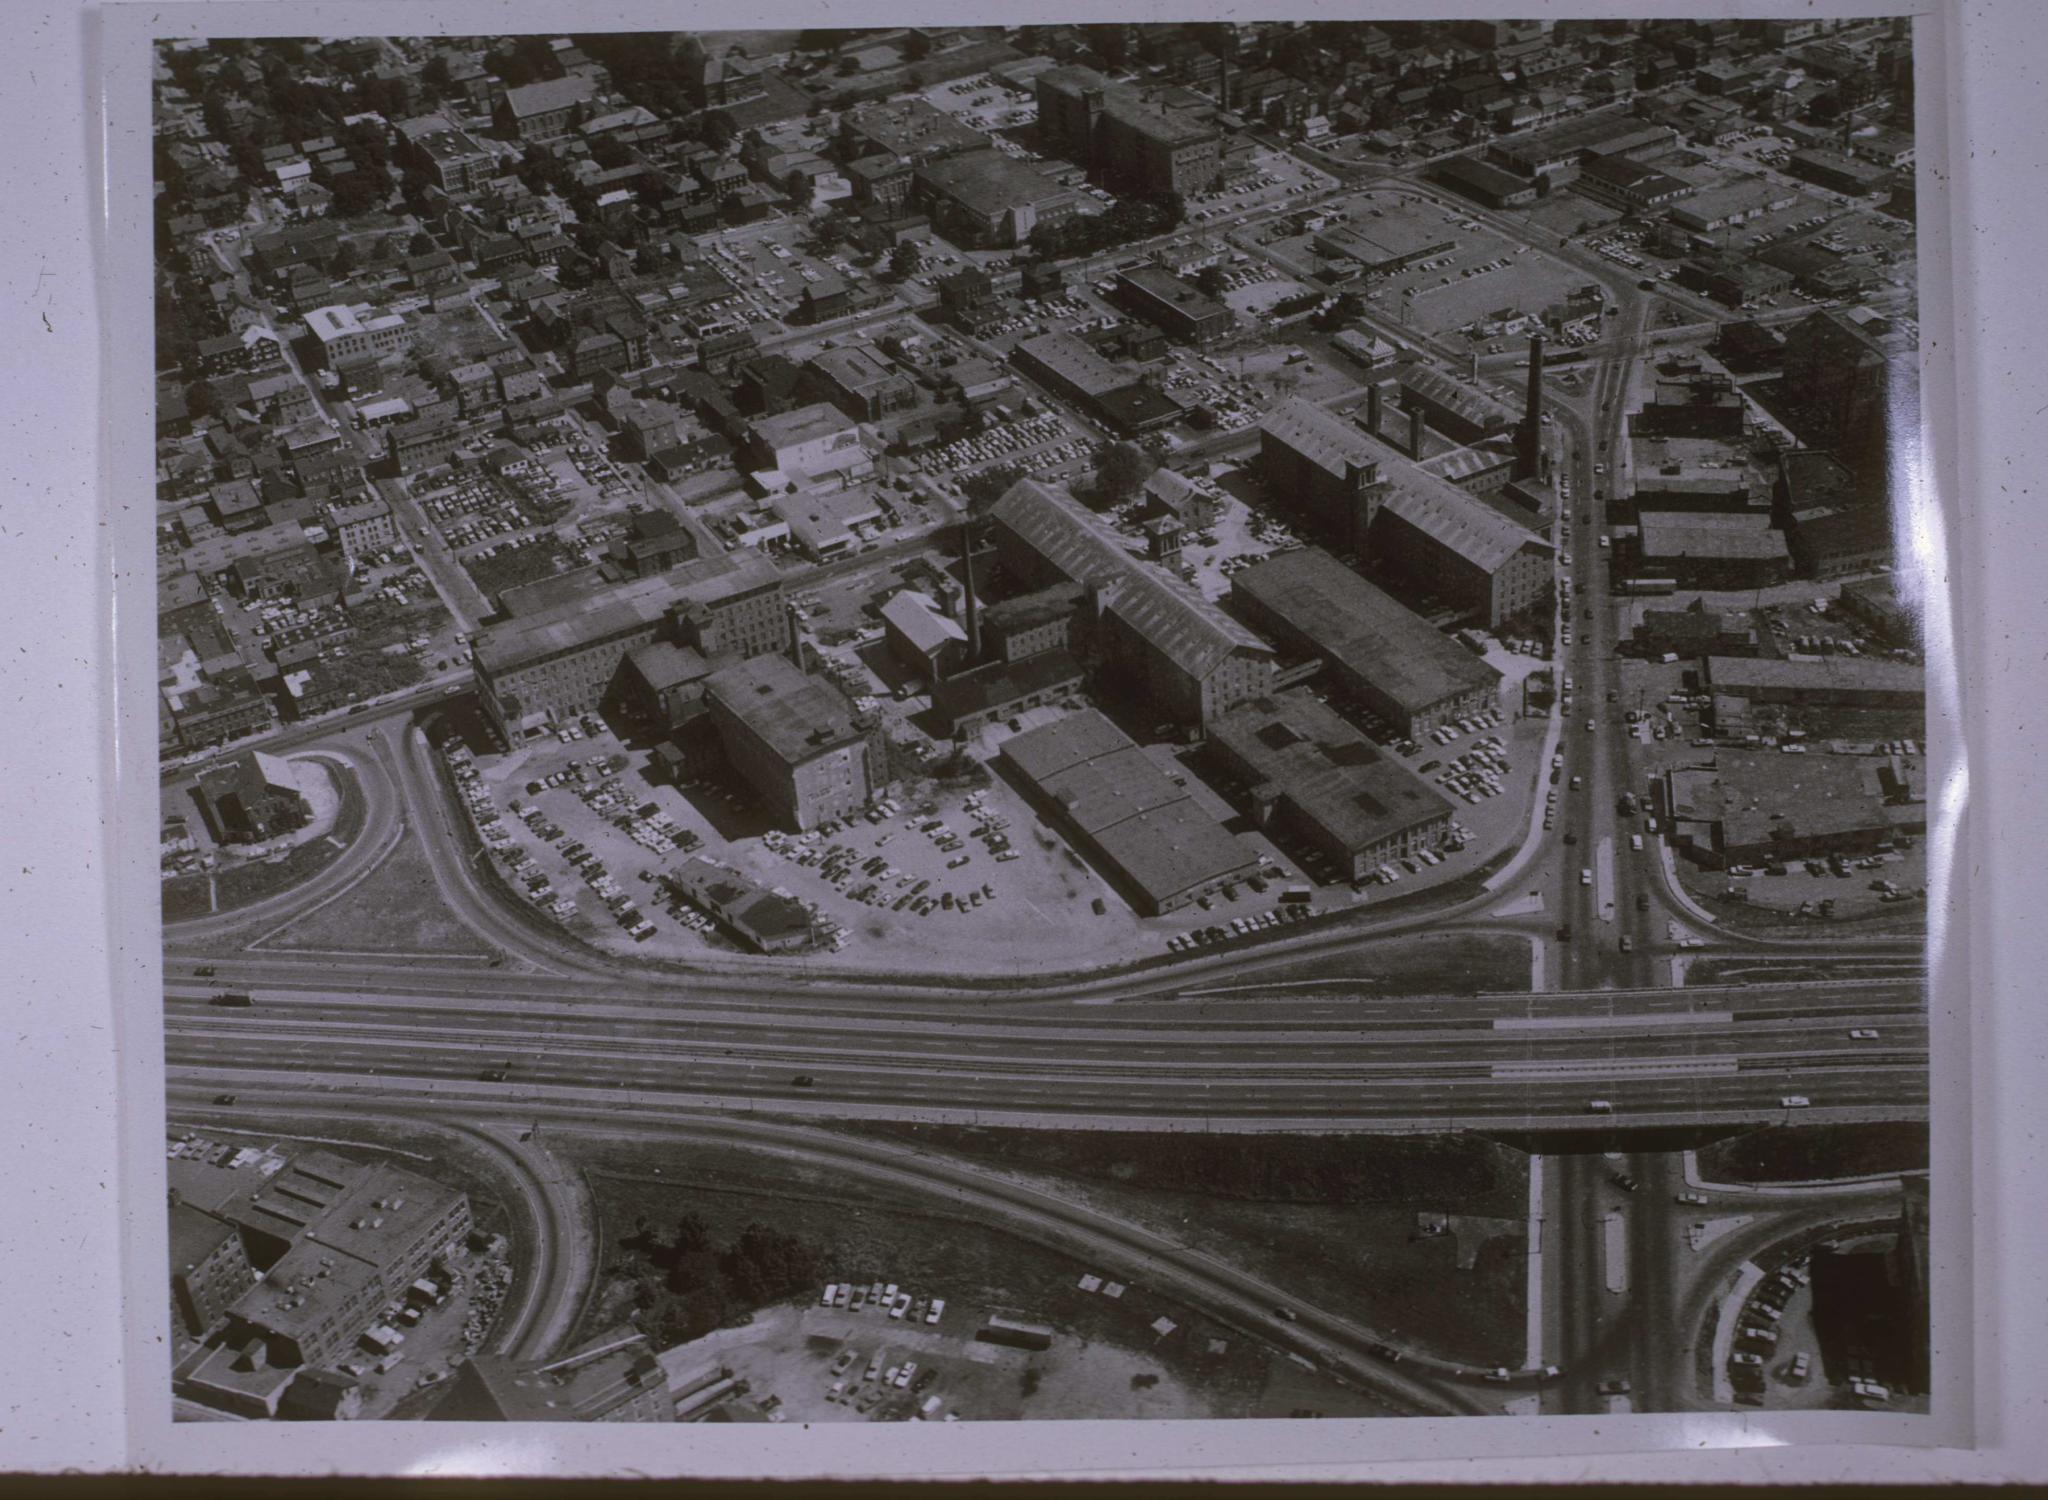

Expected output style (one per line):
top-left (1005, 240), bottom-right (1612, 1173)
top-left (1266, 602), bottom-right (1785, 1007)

top-left (267, 832), bottom-right (490, 956)
top-left (840, 1125), bottom-right (1531, 1366)
top-left (1220, 931), bottom-right (1532, 995)
top-left (1698, 1123), bottom-right (1929, 1184)
top-left (563, 1136), bottom-right (1364, 1418)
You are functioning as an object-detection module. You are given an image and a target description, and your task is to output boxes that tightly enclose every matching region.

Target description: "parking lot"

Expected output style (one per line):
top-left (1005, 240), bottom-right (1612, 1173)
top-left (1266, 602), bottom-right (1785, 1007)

top-left (660, 1292), bottom-right (1226, 1424)
top-left (440, 695), bottom-right (1274, 971)
top-left (1329, 190), bottom-right (1597, 342)
top-left (701, 219), bottom-right (881, 329)
top-left (914, 409), bottom-right (1095, 486)
top-left (919, 70), bottom-right (1036, 136)
top-left (1184, 148), bottom-right (1338, 227)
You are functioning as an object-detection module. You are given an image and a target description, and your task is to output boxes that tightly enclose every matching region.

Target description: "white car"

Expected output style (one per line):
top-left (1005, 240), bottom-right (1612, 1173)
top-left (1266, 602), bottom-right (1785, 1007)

top-left (1781, 1095), bottom-right (1811, 1109)
top-left (1849, 1028), bottom-right (1880, 1040)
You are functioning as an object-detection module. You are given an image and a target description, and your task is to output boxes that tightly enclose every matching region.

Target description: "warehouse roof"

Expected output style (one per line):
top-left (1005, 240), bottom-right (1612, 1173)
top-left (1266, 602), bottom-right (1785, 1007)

top-left (475, 554), bottom-right (778, 676)
top-left (1395, 364), bottom-right (1519, 434)
top-left (1014, 331), bottom-right (1128, 396)
top-left (1002, 711), bottom-right (1255, 908)
top-left (1705, 654), bottom-right (1926, 698)
top-left (1380, 462), bottom-right (1552, 575)
top-left (1212, 691), bottom-right (1455, 855)
top-left (705, 654), bottom-right (866, 767)
top-left (1638, 514), bottom-right (1790, 561)
top-left (1233, 549), bottom-right (1501, 715)
top-left (990, 479), bottom-right (1270, 681)
top-left (932, 649), bottom-right (1085, 723)
top-left (917, 149), bottom-right (1077, 219)
top-left (1261, 397), bottom-right (1381, 482)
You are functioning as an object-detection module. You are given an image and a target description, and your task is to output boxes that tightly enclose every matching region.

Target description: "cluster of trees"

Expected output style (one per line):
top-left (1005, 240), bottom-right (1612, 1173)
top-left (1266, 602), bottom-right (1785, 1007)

top-left (619, 1212), bottom-right (828, 1349)
top-left (1083, 441), bottom-right (1158, 510)
top-left (1026, 193), bottom-right (1186, 261)
top-left (887, 241), bottom-right (923, 281)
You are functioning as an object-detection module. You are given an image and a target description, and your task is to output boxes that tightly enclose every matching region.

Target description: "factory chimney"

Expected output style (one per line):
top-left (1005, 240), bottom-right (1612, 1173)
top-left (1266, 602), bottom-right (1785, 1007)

top-left (1366, 380), bottom-right (1382, 436)
top-left (960, 522), bottom-right (982, 667)
top-left (787, 600), bottom-right (807, 670)
top-left (1516, 332), bottom-right (1545, 479)
top-left (1407, 403), bottom-right (1425, 459)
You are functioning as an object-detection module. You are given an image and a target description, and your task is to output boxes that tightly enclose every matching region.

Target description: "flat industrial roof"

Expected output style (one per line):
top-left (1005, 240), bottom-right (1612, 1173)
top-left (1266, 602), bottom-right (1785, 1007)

top-left (1706, 654), bottom-right (1925, 697)
top-left (1002, 710), bottom-right (1256, 906)
top-left (1211, 691), bottom-right (1456, 855)
top-left (704, 654), bottom-right (866, 767)
top-left (475, 554), bottom-right (778, 676)
top-left (1233, 548), bottom-right (1501, 714)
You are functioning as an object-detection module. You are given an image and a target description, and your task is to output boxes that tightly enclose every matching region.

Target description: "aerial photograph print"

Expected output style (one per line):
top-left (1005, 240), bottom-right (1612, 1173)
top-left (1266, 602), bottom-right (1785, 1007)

top-left (150, 12), bottom-right (1941, 1432)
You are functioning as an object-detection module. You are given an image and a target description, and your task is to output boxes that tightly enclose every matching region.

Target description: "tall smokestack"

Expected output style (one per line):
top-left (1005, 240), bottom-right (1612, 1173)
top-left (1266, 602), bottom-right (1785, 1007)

top-left (1407, 403), bottom-right (1425, 459)
top-left (1517, 332), bottom-right (1545, 480)
top-left (961, 523), bottom-right (982, 666)
top-left (1366, 380), bottom-right (1382, 436)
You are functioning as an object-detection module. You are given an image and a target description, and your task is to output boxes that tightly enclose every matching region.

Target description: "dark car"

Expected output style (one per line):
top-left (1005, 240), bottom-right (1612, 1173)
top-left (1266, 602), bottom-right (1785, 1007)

top-left (213, 1093), bottom-right (238, 1106)
top-left (480, 1069), bottom-right (509, 1083)
top-left (1636, 893), bottom-right (1650, 912)
top-left (194, 965), bottom-right (216, 977)
top-left (1563, 831), bottom-right (1578, 845)
top-left (792, 1075), bottom-right (815, 1088)
top-left (1611, 1172), bottom-right (1639, 1193)
top-left (1557, 923), bottom-right (1574, 942)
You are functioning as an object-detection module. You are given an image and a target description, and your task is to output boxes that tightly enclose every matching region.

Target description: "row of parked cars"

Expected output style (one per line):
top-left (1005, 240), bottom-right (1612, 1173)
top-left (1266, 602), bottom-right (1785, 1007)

top-left (1166, 904), bottom-right (1314, 951)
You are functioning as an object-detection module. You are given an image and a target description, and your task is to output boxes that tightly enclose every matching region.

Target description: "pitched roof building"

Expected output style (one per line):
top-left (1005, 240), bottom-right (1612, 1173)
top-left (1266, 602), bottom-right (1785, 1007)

top-left (990, 479), bottom-right (1275, 727)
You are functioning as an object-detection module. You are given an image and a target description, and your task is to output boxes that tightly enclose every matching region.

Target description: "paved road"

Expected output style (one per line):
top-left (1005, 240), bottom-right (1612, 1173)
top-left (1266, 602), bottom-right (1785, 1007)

top-left (164, 969), bottom-right (1927, 1130)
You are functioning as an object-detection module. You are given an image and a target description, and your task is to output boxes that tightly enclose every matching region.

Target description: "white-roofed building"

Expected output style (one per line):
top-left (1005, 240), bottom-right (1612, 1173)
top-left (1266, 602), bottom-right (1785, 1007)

top-left (305, 303), bottom-right (411, 368)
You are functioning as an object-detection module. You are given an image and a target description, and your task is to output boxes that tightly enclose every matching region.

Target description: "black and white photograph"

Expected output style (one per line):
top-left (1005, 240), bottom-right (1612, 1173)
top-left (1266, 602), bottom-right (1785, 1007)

top-left (106, 0), bottom-right (1970, 1465)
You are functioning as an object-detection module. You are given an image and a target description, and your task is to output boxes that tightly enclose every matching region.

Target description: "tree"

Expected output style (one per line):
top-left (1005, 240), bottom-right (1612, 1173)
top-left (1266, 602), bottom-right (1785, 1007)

top-left (1091, 441), bottom-right (1157, 508)
top-left (408, 230), bottom-right (437, 258)
top-left (888, 241), bottom-right (923, 280)
top-left (958, 467), bottom-right (1018, 514)
top-left (902, 30), bottom-right (934, 63)
top-left (672, 1213), bottom-right (711, 1255)
top-left (329, 241), bottom-right (359, 277)
top-left (589, 132), bottom-right (633, 171)
top-left (420, 54), bottom-right (452, 99)
top-left (328, 169), bottom-right (386, 219)
top-left (1194, 263), bottom-right (1228, 298)
top-left (836, 54), bottom-right (860, 77)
